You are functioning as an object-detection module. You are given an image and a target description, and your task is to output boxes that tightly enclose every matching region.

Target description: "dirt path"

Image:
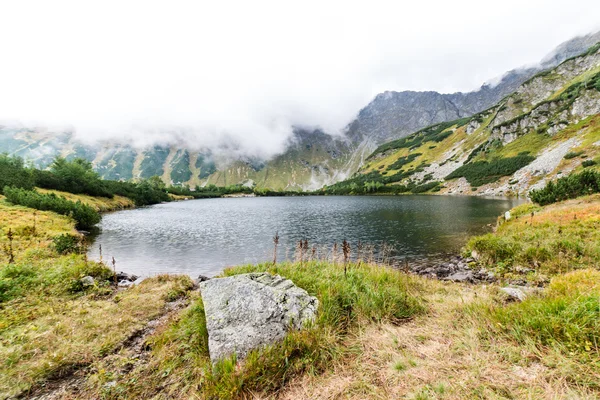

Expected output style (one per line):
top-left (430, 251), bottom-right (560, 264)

top-left (25, 298), bottom-right (189, 400)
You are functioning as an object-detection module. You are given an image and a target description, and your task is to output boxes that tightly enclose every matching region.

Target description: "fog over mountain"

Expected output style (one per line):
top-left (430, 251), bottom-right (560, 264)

top-left (1, 0), bottom-right (599, 158)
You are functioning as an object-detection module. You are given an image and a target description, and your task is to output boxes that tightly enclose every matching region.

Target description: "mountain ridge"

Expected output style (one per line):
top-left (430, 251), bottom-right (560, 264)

top-left (1, 31), bottom-right (599, 190)
top-left (327, 41), bottom-right (600, 197)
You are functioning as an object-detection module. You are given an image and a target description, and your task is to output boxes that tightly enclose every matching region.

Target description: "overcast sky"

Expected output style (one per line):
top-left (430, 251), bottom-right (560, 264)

top-left (1, 0), bottom-right (599, 157)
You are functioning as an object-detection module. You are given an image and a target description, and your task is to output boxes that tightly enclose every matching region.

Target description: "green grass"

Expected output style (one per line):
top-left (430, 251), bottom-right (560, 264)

top-left (473, 269), bottom-right (600, 389)
top-left (467, 194), bottom-right (600, 281)
top-left (87, 261), bottom-right (424, 399)
top-left (0, 198), bottom-right (196, 398)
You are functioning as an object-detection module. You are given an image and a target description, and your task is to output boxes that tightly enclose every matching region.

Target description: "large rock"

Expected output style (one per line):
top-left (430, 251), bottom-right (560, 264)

top-left (199, 273), bottom-right (319, 363)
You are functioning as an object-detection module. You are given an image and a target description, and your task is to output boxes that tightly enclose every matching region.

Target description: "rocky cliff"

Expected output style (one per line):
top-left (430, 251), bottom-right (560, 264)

top-left (344, 42), bottom-right (600, 197)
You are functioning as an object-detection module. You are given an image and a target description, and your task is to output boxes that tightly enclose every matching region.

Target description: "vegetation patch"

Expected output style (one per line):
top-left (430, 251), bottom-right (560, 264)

top-left (3, 187), bottom-right (101, 230)
top-left (369, 117), bottom-right (470, 157)
top-left (88, 261), bottom-right (424, 399)
top-left (445, 154), bottom-right (535, 186)
top-left (467, 193), bottom-right (600, 279)
top-left (386, 153), bottom-right (422, 171)
top-left (530, 169), bottom-right (600, 205)
top-left (474, 270), bottom-right (600, 388)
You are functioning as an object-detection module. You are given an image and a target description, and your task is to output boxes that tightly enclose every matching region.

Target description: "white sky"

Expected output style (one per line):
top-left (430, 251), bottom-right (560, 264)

top-left (1, 0), bottom-right (599, 157)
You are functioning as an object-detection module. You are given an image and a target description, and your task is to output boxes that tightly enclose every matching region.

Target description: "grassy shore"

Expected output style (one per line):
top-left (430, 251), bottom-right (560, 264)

top-left (36, 188), bottom-right (135, 212)
top-left (467, 193), bottom-right (600, 284)
top-left (0, 197), bottom-right (194, 398)
top-left (1, 193), bottom-right (600, 399)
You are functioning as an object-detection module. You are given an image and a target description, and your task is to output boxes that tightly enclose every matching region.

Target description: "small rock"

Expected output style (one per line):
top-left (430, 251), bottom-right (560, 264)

top-left (444, 271), bottom-right (474, 283)
top-left (196, 275), bottom-right (211, 283)
top-left (471, 250), bottom-right (480, 260)
top-left (103, 381), bottom-right (117, 389)
top-left (118, 280), bottom-right (134, 288)
top-left (505, 211), bottom-right (511, 221)
top-left (81, 276), bottom-right (95, 287)
top-left (500, 287), bottom-right (528, 302)
top-left (116, 271), bottom-right (138, 282)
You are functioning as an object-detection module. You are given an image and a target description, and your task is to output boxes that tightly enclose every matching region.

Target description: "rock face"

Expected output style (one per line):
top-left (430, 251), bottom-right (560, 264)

top-left (199, 273), bottom-right (319, 363)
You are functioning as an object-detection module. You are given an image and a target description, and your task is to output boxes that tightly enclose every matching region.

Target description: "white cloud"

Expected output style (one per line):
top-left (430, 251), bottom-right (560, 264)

top-left (0, 0), bottom-right (599, 157)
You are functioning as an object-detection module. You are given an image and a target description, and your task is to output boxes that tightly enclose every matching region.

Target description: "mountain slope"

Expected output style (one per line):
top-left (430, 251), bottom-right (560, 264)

top-left (336, 43), bottom-right (600, 196)
top-left (1, 32), bottom-right (599, 190)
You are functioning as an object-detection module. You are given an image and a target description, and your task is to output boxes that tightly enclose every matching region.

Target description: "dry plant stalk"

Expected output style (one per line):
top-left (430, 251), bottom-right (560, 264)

top-left (296, 240), bottom-right (303, 264)
top-left (332, 242), bottom-right (338, 264)
top-left (342, 239), bottom-right (350, 276)
top-left (32, 211), bottom-right (37, 236)
top-left (357, 240), bottom-right (363, 265)
top-left (4, 228), bottom-right (15, 264)
top-left (112, 256), bottom-right (117, 286)
top-left (302, 240), bottom-right (309, 265)
top-left (272, 231), bottom-right (280, 265)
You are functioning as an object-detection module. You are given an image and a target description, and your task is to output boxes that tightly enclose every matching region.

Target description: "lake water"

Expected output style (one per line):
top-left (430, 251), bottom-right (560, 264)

top-left (87, 195), bottom-right (522, 277)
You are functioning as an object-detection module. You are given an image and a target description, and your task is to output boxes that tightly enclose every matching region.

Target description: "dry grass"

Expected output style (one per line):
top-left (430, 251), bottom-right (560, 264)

top-left (0, 198), bottom-right (195, 399)
top-left (0, 273), bottom-right (194, 399)
top-left (0, 199), bottom-right (76, 262)
top-left (36, 188), bottom-right (135, 212)
top-left (275, 280), bottom-right (599, 400)
top-left (168, 193), bottom-right (194, 201)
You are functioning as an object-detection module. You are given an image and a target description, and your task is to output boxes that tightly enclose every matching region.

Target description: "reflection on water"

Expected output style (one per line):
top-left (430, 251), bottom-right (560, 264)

top-left (87, 195), bottom-right (522, 277)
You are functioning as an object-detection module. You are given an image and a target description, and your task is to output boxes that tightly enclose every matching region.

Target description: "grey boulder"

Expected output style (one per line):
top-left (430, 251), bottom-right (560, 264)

top-left (199, 273), bottom-right (318, 363)
top-left (81, 276), bottom-right (95, 287)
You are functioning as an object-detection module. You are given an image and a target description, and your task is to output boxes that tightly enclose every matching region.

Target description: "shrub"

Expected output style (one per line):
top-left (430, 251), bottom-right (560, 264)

top-left (0, 154), bottom-right (34, 194)
top-left (3, 187), bottom-right (101, 230)
top-left (564, 151), bottom-right (584, 159)
top-left (582, 159), bottom-right (597, 168)
top-left (530, 170), bottom-right (600, 205)
top-left (386, 153), bottom-right (422, 171)
top-left (53, 234), bottom-right (82, 255)
top-left (35, 157), bottom-right (114, 198)
top-left (445, 155), bottom-right (535, 186)
top-left (369, 117), bottom-right (470, 157)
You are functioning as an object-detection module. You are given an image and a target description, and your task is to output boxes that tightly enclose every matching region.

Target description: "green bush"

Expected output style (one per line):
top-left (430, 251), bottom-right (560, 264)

top-left (445, 155), bottom-right (535, 186)
top-left (0, 155), bottom-right (34, 195)
top-left (386, 153), bottom-right (422, 171)
top-left (35, 157), bottom-right (113, 198)
top-left (582, 159), bottom-right (597, 168)
top-left (564, 151), bottom-right (585, 159)
top-left (530, 169), bottom-right (600, 205)
top-left (3, 187), bottom-right (100, 230)
top-left (53, 234), bottom-right (82, 255)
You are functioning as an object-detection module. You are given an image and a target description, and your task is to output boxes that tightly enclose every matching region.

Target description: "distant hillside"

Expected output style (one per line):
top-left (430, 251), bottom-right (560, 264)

top-left (331, 42), bottom-right (600, 196)
top-left (1, 31), bottom-right (599, 190)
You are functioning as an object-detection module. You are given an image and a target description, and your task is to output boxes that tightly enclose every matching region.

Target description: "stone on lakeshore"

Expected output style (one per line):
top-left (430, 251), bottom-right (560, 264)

top-left (116, 271), bottom-right (138, 282)
top-left (196, 274), bottom-right (211, 283)
top-left (500, 286), bottom-right (541, 302)
top-left (81, 276), bottom-right (95, 287)
top-left (444, 271), bottom-right (474, 283)
top-left (199, 273), bottom-right (319, 363)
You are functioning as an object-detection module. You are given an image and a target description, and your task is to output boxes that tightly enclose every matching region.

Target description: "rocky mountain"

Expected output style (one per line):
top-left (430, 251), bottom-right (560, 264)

top-left (1, 31), bottom-right (599, 190)
top-left (338, 42), bottom-right (600, 196)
